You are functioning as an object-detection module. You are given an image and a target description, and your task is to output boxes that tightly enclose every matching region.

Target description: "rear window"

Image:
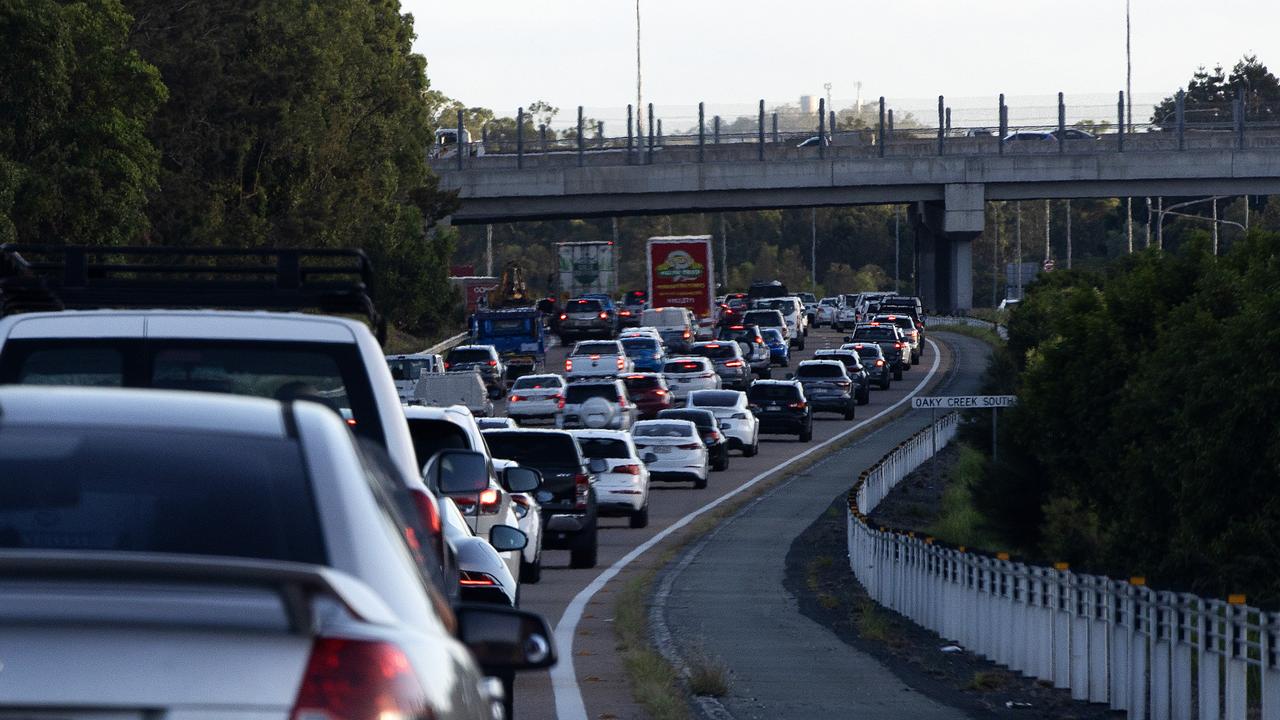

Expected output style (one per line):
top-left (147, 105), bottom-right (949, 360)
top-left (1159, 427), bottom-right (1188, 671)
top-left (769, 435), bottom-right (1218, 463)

top-left (484, 432), bottom-right (581, 470)
top-left (762, 329), bottom-right (784, 343)
top-left (0, 340), bottom-right (382, 445)
top-left (816, 353), bottom-right (858, 368)
top-left (853, 327), bottom-right (898, 342)
top-left (663, 360), bottom-right (707, 374)
top-left (387, 358), bottom-right (436, 381)
top-left (446, 348), bottom-right (493, 364)
top-left (798, 363), bottom-right (845, 378)
top-left (621, 338), bottom-right (658, 352)
top-left (511, 375), bottom-right (562, 390)
top-left (405, 418), bottom-right (472, 467)
top-left (846, 344), bottom-right (881, 358)
top-left (0, 426), bottom-right (325, 563)
top-left (623, 376), bottom-right (662, 391)
top-left (576, 438), bottom-right (632, 459)
top-left (566, 299), bottom-right (603, 312)
top-left (690, 344), bottom-right (736, 360)
top-left (575, 342), bottom-right (619, 356)
top-left (742, 311), bottom-right (783, 327)
top-left (633, 422), bottom-right (694, 438)
top-left (877, 316), bottom-right (916, 330)
top-left (748, 384), bottom-right (801, 402)
top-left (659, 410), bottom-right (715, 429)
top-left (565, 384), bottom-right (622, 403)
top-left (689, 391), bottom-right (739, 407)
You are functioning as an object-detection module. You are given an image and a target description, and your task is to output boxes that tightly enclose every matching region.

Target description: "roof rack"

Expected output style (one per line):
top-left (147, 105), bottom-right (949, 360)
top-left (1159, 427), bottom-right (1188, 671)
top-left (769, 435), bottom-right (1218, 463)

top-left (0, 244), bottom-right (386, 343)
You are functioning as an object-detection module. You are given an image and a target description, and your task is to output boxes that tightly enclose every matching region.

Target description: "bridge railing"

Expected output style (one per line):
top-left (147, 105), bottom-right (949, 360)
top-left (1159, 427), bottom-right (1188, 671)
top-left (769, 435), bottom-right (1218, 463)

top-left (846, 412), bottom-right (1280, 720)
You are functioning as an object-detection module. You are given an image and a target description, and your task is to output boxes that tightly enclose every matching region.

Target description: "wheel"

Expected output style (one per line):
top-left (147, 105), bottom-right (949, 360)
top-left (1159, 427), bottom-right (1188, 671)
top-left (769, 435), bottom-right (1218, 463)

top-left (797, 339), bottom-right (806, 351)
top-left (519, 545), bottom-right (542, 584)
top-left (893, 367), bottom-right (903, 381)
top-left (743, 437), bottom-right (758, 457)
top-left (880, 378), bottom-right (891, 390)
top-left (858, 386), bottom-right (870, 405)
top-left (843, 405), bottom-right (855, 421)
top-left (712, 448), bottom-right (729, 471)
top-left (629, 503), bottom-right (649, 529)
top-left (569, 527), bottom-right (598, 569)
top-left (799, 425), bottom-right (813, 442)
top-left (694, 473), bottom-right (708, 489)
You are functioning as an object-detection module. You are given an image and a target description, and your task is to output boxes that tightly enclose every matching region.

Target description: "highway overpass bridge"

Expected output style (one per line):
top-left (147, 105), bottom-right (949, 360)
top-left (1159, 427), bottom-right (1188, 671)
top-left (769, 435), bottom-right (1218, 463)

top-left (433, 132), bottom-right (1280, 313)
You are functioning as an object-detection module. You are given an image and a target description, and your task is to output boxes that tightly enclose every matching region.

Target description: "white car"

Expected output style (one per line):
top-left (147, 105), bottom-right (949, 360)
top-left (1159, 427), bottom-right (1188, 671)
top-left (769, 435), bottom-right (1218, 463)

top-left (438, 493), bottom-right (522, 607)
top-left (491, 458), bottom-right (545, 583)
top-left (620, 326), bottom-right (664, 344)
top-left (556, 379), bottom-right (638, 430)
top-left (505, 373), bottom-right (567, 423)
top-left (661, 356), bottom-right (722, 401)
top-left (565, 340), bottom-right (633, 379)
top-left (752, 296), bottom-right (807, 342)
top-left (835, 295), bottom-right (860, 331)
top-left (631, 419), bottom-right (710, 489)
top-left (387, 352), bottom-right (443, 402)
top-left (686, 389), bottom-right (760, 456)
top-left (570, 429), bottom-right (652, 528)
top-left (815, 297), bottom-right (840, 328)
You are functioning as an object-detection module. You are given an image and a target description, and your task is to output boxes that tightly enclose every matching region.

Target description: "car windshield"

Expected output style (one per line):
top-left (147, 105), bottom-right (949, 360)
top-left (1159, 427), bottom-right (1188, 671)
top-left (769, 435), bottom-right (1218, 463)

top-left (820, 298), bottom-right (838, 306)
top-left (575, 342), bottom-right (619, 355)
top-left (690, 344), bottom-right (737, 360)
top-left (748, 384), bottom-right (801, 402)
top-left (797, 364), bottom-right (845, 378)
top-left (447, 348), bottom-right (493, 364)
top-left (565, 384), bottom-right (621, 403)
top-left (689, 391), bottom-right (739, 407)
top-left (0, 340), bottom-right (382, 445)
top-left (484, 432), bottom-right (581, 469)
top-left (660, 410), bottom-right (714, 429)
top-left (512, 375), bottom-right (561, 390)
top-left (847, 345), bottom-right (881, 358)
top-left (633, 422), bottom-right (694, 438)
top-left (576, 438), bottom-right (632, 459)
top-left (664, 360), bottom-right (706, 373)
top-left (0, 426), bottom-right (325, 563)
top-left (387, 357), bottom-right (435, 381)
top-left (742, 311), bottom-right (783, 326)
top-left (816, 353), bottom-right (857, 368)
top-left (566, 299), bottom-right (603, 312)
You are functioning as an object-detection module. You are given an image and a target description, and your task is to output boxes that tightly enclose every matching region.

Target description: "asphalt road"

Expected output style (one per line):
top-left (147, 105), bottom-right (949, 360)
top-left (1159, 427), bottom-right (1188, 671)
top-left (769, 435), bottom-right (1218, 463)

top-left (507, 326), bottom-right (962, 720)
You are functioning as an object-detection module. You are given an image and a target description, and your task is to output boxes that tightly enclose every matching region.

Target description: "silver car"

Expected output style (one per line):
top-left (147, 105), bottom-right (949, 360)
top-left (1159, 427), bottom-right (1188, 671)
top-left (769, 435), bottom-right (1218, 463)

top-left (0, 385), bottom-right (555, 720)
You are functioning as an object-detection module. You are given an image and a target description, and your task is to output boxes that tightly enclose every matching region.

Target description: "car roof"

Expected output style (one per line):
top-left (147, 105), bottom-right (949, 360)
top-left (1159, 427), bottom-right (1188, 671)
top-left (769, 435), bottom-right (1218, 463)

top-left (665, 356), bottom-right (710, 364)
top-left (0, 310), bottom-right (365, 343)
top-left (750, 379), bottom-right (801, 387)
top-left (814, 349), bottom-right (857, 356)
top-left (798, 359), bottom-right (846, 367)
top-left (0, 386), bottom-right (289, 438)
top-left (568, 428), bottom-right (632, 440)
top-left (450, 344), bottom-right (497, 352)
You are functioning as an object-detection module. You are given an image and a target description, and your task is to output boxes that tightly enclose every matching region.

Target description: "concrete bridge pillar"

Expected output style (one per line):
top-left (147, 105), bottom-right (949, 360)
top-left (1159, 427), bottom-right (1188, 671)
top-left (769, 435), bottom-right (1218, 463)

top-left (912, 184), bottom-right (983, 314)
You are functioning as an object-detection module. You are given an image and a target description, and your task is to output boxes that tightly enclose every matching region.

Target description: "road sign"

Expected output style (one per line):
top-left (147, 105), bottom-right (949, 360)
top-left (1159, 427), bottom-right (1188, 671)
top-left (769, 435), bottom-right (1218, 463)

top-left (1043, 258), bottom-right (1056, 272)
top-left (912, 395), bottom-right (1017, 410)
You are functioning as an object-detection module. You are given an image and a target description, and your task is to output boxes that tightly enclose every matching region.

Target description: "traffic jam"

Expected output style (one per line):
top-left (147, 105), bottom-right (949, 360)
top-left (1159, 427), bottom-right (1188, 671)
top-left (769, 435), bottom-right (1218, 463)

top-left (0, 241), bottom-right (927, 720)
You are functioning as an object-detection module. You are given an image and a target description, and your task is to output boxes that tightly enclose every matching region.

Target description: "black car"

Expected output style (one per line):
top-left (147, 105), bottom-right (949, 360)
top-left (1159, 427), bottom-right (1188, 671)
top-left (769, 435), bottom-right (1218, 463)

top-left (657, 408), bottom-right (730, 471)
top-left (483, 429), bottom-right (604, 569)
top-left (747, 380), bottom-right (813, 442)
top-left (620, 289), bottom-right (647, 327)
top-left (848, 324), bottom-right (908, 380)
top-left (714, 323), bottom-right (772, 378)
top-left (747, 280), bottom-right (790, 302)
top-left (844, 342), bottom-right (892, 390)
top-left (792, 360), bottom-right (857, 420)
top-left (444, 344), bottom-right (505, 398)
top-left (812, 349), bottom-right (871, 405)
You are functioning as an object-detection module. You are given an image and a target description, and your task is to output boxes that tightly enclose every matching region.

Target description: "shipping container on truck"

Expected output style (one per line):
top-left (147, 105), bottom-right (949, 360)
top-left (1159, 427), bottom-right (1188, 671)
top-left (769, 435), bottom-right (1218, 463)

top-left (646, 236), bottom-right (716, 319)
top-left (449, 275), bottom-right (499, 315)
top-left (556, 241), bottom-right (617, 300)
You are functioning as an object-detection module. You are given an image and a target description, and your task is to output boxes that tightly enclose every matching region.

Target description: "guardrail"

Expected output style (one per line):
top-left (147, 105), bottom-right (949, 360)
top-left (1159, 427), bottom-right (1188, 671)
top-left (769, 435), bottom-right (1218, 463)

top-left (423, 330), bottom-right (468, 355)
top-left (927, 315), bottom-right (1008, 341)
top-left (846, 413), bottom-right (1280, 720)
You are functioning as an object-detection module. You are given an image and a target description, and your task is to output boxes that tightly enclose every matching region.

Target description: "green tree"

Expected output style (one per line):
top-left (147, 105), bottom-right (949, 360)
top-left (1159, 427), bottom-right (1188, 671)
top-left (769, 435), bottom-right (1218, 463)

top-left (1152, 55), bottom-right (1280, 128)
top-left (0, 0), bottom-right (165, 245)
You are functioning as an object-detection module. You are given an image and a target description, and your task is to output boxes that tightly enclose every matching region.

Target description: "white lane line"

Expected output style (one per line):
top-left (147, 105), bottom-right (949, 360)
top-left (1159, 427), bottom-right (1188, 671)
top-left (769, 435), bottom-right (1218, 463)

top-left (551, 339), bottom-right (943, 720)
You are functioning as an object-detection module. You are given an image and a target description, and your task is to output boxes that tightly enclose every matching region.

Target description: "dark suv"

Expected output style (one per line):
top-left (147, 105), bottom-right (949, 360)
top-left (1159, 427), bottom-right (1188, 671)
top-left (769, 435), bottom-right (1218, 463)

top-left (559, 298), bottom-right (616, 341)
top-left (483, 429), bottom-right (604, 568)
top-left (844, 342), bottom-right (892, 390)
top-left (849, 324), bottom-right (908, 380)
top-left (444, 344), bottom-right (505, 399)
top-left (686, 341), bottom-right (750, 390)
top-left (747, 380), bottom-right (813, 442)
top-left (793, 360), bottom-right (857, 420)
top-left (714, 323), bottom-right (771, 378)
top-left (657, 408), bottom-right (730, 471)
top-left (812, 349), bottom-right (871, 405)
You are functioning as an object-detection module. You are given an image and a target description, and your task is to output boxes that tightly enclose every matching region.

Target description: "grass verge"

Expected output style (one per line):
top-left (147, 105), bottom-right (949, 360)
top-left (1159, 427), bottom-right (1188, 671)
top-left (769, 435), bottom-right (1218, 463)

top-left (926, 444), bottom-right (1004, 549)
top-left (930, 324), bottom-right (1003, 347)
top-left (854, 598), bottom-right (903, 646)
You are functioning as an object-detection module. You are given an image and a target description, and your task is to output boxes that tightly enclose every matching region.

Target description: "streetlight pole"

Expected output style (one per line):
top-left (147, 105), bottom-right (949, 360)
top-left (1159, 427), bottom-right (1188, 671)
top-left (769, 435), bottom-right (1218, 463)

top-left (635, 0), bottom-right (643, 140)
top-left (1126, 0), bottom-right (1133, 132)
top-left (1157, 196), bottom-right (1243, 253)
top-left (810, 208), bottom-right (817, 290)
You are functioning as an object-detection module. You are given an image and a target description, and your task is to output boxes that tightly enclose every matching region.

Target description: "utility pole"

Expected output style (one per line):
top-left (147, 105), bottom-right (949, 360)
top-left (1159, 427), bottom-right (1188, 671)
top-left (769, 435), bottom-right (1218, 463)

top-left (1015, 202), bottom-right (1023, 299)
top-left (810, 208), bottom-right (818, 290)
top-left (485, 224), bottom-right (494, 276)
top-left (635, 0), bottom-right (643, 140)
top-left (1044, 199), bottom-right (1051, 262)
top-left (1127, 198), bottom-right (1134, 253)
top-left (1145, 197), bottom-right (1152, 247)
top-left (894, 206), bottom-right (901, 293)
top-left (992, 203), bottom-right (1001, 306)
top-left (1212, 197), bottom-right (1219, 255)
top-left (1066, 200), bottom-right (1072, 269)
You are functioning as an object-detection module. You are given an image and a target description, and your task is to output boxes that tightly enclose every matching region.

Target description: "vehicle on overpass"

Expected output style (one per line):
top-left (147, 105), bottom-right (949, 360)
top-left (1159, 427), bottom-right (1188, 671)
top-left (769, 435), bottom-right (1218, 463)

top-left (430, 126), bottom-right (485, 159)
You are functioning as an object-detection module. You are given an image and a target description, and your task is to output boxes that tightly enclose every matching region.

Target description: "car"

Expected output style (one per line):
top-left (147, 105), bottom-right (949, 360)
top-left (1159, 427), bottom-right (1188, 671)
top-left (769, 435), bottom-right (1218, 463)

top-left (434, 489), bottom-right (523, 607)
top-left (793, 359), bottom-right (858, 419)
top-left (565, 339), bottom-right (633, 380)
top-left (834, 294), bottom-right (860, 331)
top-left (662, 356), bottom-right (722, 401)
top-left (505, 373), bottom-right (567, 424)
top-left (797, 292), bottom-right (819, 326)
top-left (752, 296), bottom-right (807, 343)
top-left (631, 419), bottom-right (710, 489)
top-left (559, 297), bottom-right (616, 340)
top-left (620, 334), bottom-right (666, 372)
top-left (1004, 128), bottom-right (1098, 143)
top-left (620, 326), bottom-right (665, 343)
top-left (477, 416), bottom-right (518, 430)
top-left (642, 306), bottom-right (696, 354)
top-left (855, 292), bottom-right (896, 324)
top-left (686, 388), bottom-right (760, 456)
top-left (815, 297), bottom-right (840, 327)
top-left (761, 327), bottom-right (790, 367)
top-left (619, 289), bottom-right (649, 327)
top-left (748, 379), bottom-right (814, 442)
top-left (849, 323), bottom-right (909, 380)
top-left (714, 323), bottom-right (772, 378)
top-left (483, 429), bottom-right (606, 569)
top-left (622, 372), bottom-right (675, 419)
top-left (716, 292), bottom-right (750, 326)
top-left (580, 293), bottom-right (623, 330)
top-left (489, 458), bottom-right (546, 584)
top-left (746, 280), bottom-right (790, 302)
top-left (556, 379), bottom-right (638, 430)
top-left (874, 314), bottom-right (923, 364)
top-left (686, 340), bottom-right (751, 390)
top-left (741, 308), bottom-right (794, 349)
top-left (387, 352), bottom-right (443, 402)
top-left (658, 407), bottom-right (731, 471)
top-left (570, 429), bottom-right (652, 528)
top-left (812, 349), bottom-right (872, 405)
top-left (842, 341), bottom-right (893, 390)
top-left (0, 385), bottom-right (554, 720)
top-left (445, 344), bottom-right (506, 399)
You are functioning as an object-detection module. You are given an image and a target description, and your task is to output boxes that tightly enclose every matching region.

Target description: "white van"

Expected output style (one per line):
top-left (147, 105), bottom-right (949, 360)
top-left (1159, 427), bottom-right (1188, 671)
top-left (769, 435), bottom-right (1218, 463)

top-left (641, 307), bottom-right (695, 353)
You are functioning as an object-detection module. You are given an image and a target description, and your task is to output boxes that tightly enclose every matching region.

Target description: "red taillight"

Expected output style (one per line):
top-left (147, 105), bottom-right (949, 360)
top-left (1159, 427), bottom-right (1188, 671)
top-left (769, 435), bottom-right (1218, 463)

top-left (345, 418), bottom-right (357, 427)
top-left (705, 343), bottom-right (721, 348)
top-left (619, 396), bottom-right (628, 409)
top-left (682, 330), bottom-right (691, 339)
top-left (452, 488), bottom-right (501, 514)
top-left (789, 401), bottom-right (807, 409)
top-left (487, 359), bottom-right (498, 366)
top-left (557, 397), bottom-right (566, 409)
top-left (410, 489), bottom-right (443, 536)
top-left (616, 356), bottom-right (625, 370)
top-left (653, 389), bottom-right (667, 396)
top-left (678, 443), bottom-right (702, 450)
top-left (616, 464), bottom-right (641, 475)
top-left (510, 394), bottom-right (523, 402)
top-left (755, 338), bottom-right (764, 344)
top-left (895, 342), bottom-right (904, 349)
top-left (443, 362), bottom-right (451, 369)
top-left (559, 313), bottom-right (568, 321)
top-left (876, 359), bottom-right (885, 367)
top-left (682, 363), bottom-right (699, 370)
top-left (290, 638), bottom-right (430, 720)
top-left (724, 360), bottom-right (744, 367)
top-left (599, 311), bottom-right (608, 320)
top-left (620, 310), bottom-right (632, 316)
top-left (574, 473), bottom-right (590, 509)
top-left (460, 570), bottom-right (499, 587)
top-left (565, 359), bottom-right (573, 371)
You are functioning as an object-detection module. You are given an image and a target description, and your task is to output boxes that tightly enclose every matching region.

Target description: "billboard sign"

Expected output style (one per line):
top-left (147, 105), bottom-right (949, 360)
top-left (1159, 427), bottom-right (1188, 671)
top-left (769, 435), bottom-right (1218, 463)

top-left (647, 236), bottom-right (715, 318)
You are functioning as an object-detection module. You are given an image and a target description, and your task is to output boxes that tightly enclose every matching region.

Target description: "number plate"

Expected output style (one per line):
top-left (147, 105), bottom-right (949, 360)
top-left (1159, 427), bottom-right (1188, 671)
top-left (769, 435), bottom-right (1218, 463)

top-left (767, 404), bottom-right (780, 411)
top-left (652, 446), bottom-right (672, 454)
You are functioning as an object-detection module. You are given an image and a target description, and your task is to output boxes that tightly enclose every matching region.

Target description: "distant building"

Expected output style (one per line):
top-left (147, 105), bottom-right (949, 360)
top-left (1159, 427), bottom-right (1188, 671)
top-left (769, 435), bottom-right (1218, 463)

top-left (800, 95), bottom-right (816, 115)
top-left (1005, 262), bottom-right (1040, 300)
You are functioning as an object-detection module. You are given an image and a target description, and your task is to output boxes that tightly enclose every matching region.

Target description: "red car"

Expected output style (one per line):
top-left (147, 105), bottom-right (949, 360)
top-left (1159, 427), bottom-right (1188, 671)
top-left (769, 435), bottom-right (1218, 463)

top-left (622, 373), bottom-right (674, 419)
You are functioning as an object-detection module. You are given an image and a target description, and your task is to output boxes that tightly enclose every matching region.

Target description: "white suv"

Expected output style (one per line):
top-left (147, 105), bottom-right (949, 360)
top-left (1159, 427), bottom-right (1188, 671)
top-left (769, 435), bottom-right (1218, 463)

top-left (686, 389), bottom-right (760, 456)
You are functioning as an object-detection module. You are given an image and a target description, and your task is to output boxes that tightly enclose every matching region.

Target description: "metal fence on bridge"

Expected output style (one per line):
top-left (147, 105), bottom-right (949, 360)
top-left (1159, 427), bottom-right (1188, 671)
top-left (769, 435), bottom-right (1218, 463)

top-left (846, 412), bottom-right (1280, 720)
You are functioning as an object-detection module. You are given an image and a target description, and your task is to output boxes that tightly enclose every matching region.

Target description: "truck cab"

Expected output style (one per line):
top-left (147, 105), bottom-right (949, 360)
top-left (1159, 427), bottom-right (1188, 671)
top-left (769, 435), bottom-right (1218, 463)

top-left (470, 307), bottom-right (546, 382)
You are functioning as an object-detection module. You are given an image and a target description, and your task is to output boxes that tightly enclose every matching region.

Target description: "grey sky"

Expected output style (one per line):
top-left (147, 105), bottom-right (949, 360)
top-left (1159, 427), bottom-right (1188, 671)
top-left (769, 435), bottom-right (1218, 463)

top-left (408, 0), bottom-right (1275, 123)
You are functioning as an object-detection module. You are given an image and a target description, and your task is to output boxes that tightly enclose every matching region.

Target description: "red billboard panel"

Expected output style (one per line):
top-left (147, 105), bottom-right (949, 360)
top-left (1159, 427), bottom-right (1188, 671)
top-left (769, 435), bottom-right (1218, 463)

top-left (647, 237), bottom-right (715, 318)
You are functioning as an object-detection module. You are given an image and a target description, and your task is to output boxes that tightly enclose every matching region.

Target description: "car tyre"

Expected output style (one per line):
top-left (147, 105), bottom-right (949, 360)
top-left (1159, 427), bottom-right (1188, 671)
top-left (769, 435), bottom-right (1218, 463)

top-left (799, 425), bottom-right (813, 442)
top-left (629, 503), bottom-right (649, 529)
top-left (893, 367), bottom-right (903, 381)
top-left (843, 404), bottom-right (856, 421)
top-left (797, 339), bottom-right (806, 351)
top-left (694, 473), bottom-right (708, 489)
top-left (880, 377), bottom-right (891, 390)
top-left (569, 526), bottom-right (598, 569)
top-left (759, 367), bottom-right (772, 379)
top-left (519, 546), bottom-right (543, 584)
top-left (912, 352), bottom-right (921, 365)
top-left (857, 386), bottom-right (870, 405)
top-left (743, 437), bottom-right (759, 457)
top-left (712, 449), bottom-right (729, 472)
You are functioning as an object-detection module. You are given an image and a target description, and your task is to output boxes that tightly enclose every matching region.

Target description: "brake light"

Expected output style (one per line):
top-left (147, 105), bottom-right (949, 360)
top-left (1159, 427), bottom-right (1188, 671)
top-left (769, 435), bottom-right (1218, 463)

top-left (755, 337), bottom-right (764, 344)
top-left (653, 389), bottom-right (667, 396)
top-left (459, 570), bottom-right (499, 587)
top-left (876, 359), bottom-right (885, 367)
top-left (452, 488), bottom-right (501, 514)
top-left (730, 325), bottom-right (745, 330)
top-left (574, 473), bottom-right (590, 509)
top-left (559, 313), bottom-right (568, 321)
top-left (705, 343), bottom-right (720, 348)
top-left (409, 489), bottom-right (443, 536)
top-left (707, 431), bottom-right (721, 442)
top-left (443, 362), bottom-right (451, 369)
top-left (619, 396), bottom-right (628, 409)
top-left (895, 342), bottom-right (904, 349)
top-left (682, 363), bottom-right (699, 370)
top-left (487, 359), bottom-right (497, 366)
top-left (599, 312), bottom-right (609, 320)
top-left (620, 310), bottom-right (632, 316)
top-left (678, 443), bottom-right (702, 450)
top-left (616, 464), bottom-right (642, 475)
top-left (345, 418), bottom-right (357, 427)
top-left (290, 638), bottom-right (430, 720)
top-left (565, 358), bottom-right (573, 371)
top-left (788, 401), bottom-right (807, 409)
top-left (557, 397), bottom-right (566, 409)
top-left (683, 330), bottom-right (691, 339)
top-left (616, 356), bottom-right (625, 370)
top-left (724, 360), bottom-right (744, 367)
top-left (510, 394), bottom-right (523, 402)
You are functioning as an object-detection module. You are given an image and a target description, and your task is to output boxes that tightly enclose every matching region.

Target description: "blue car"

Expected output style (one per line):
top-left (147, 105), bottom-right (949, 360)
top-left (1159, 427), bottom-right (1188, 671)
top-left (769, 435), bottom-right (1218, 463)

top-left (762, 328), bottom-right (789, 367)
top-left (621, 336), bottom-right (665, 372)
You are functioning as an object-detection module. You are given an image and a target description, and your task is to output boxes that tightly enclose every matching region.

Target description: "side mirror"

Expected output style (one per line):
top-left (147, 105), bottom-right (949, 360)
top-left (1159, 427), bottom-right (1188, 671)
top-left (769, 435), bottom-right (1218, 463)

top-left (455, 604), bottom-right (557, 672)
top-left (843, 336), bottom-right (853, 343)
top-left (488, 524), bottom-right (528, 552)
top-left (423, 449), bottom-right (490, 495)
top-left (587, 457), bottom-right (609, 474)
top-left (642, 452), bottom-right (659, 464)
top-left (501, 466), bottom-right (542, 494)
